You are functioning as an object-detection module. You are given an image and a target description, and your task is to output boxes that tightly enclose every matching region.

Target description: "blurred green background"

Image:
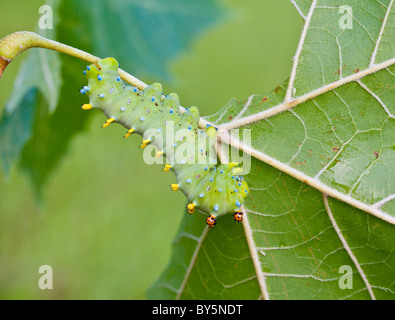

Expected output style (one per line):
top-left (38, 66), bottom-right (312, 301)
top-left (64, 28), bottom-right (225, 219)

top-left (0, 0), bottom-right (302, 299)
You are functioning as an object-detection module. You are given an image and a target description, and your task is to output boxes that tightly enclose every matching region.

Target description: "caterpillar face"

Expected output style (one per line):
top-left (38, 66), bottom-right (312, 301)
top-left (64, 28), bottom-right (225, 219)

top-left (81, 58), bottom-right (250, 228)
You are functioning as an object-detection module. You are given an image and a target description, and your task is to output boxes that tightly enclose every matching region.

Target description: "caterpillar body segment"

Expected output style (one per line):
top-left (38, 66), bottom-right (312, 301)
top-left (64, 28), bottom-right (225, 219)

top-left (82, 58), bottom-right (249, 227)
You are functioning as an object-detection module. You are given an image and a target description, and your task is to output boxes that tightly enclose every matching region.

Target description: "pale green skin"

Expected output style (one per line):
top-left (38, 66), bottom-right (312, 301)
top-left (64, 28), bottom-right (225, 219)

top-left (83, 58), bottom-right (249, 219)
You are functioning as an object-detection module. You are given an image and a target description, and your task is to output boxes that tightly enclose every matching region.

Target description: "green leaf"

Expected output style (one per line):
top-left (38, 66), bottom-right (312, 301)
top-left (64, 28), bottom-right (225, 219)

top-left (0, 0), bottom-right (61, 180)
top-left (0, 24), bottom-right (61, 177)
top-left (18, 55), bottom-right (89, 193)
top-left (150, 0), bottom-right (395, 299)
top-left (148, 210), bottom-right (261, 299)
top-left (0, 88), bottom-right (38, 174)
top-left (66, 0), bottom-right (225, 80)
top-left (291, 0), bottom-right (311, 20)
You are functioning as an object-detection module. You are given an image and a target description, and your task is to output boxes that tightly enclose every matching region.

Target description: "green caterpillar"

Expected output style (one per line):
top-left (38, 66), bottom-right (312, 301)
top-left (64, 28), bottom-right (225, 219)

top-left (80, 58), bottom-right (249, 228)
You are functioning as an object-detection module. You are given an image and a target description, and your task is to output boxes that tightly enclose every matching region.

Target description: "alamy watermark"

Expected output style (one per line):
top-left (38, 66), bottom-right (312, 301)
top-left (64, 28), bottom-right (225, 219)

top-left (339, 5), bottom-right (353, 30)
top-left (38, 5), bottom-right (53, 30)
top-left (338, 265), bottom-right (353, 289)
top-left (38, 265), bottom-right (53, 290)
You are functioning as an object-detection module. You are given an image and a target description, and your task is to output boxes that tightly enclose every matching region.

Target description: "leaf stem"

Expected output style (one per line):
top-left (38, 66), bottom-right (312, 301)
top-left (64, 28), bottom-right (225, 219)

top-left (0, 31), bottom-right (98, 76)
top-left (242, 207), bottom-right (270, 300)
top-left (0, 31), bottom-right (212, 129)
top-left (0, 31), bottom-right (146, 89)
top-left (219, 57), bottom-right (395, 131)
top-left (323, 194), bottom-right (376, 300)
top-left (218, 130), bottom-right (395, 225)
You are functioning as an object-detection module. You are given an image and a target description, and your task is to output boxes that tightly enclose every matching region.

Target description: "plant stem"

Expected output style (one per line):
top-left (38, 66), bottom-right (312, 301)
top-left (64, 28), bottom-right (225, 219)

top-left (0, 31), bottom-right (147, 89)
top-left (0, 31), bottom-right (212, 129)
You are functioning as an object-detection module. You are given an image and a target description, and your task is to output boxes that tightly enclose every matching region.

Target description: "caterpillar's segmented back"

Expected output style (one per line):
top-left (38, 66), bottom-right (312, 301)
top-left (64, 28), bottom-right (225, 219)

top-left (80, 58), bottom-right (249, 228)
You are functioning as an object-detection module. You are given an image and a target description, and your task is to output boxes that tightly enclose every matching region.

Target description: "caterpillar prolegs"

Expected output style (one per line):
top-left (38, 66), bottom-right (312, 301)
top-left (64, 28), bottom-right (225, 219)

top-left (80, 58), bottom-right (249, 228)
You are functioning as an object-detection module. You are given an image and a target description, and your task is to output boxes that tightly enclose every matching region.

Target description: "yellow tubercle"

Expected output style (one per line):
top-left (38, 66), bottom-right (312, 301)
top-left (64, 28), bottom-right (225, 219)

top-left (123, 128), bottom-right (134, 138)
top-left (170, 184), bottom-right (179, 191)
top-left (81, 103), bottom-right (93, 110)
top-left (155, 151), bottom-right (164, 158)
top-left (187, 203), bottom-right (196, 214)
top-left (102, 117), bottom-right (115, 128)
top-left (142, 139), bottom-right (151, 144)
